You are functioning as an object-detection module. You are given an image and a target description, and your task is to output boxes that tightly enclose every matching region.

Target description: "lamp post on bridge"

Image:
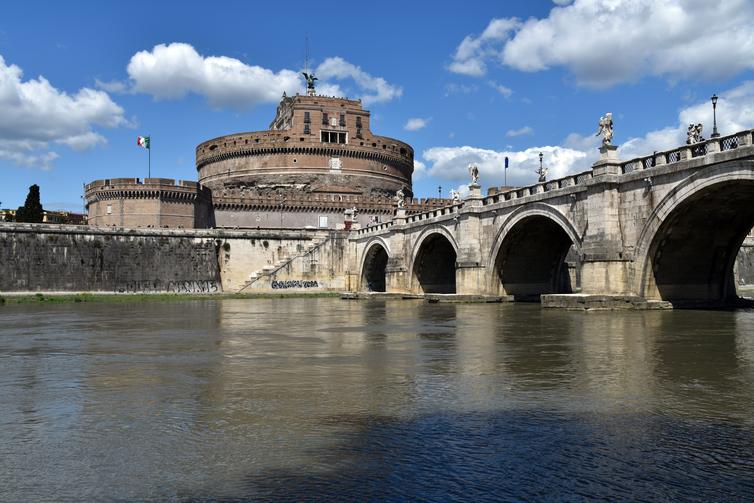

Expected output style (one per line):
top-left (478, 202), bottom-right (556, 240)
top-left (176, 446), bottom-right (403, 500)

top-left (711, 94), bottom-right (720, 138)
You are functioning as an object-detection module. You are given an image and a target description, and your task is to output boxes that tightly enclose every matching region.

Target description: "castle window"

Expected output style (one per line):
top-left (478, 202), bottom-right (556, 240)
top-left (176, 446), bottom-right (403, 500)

top-left (320, 131), bottom-right (347, 144)
top-left (339, 114), bottom-right (346, 126)
top-left (304, 112), bottom-right (311, 123)
top-left (356, 116), bottom-right (362, 128)
top-left (356, 128), bottom-right (362, 139)
top-left (322, 112), bottom-right (329, 125)
top-left (106, 204), bottom-right (112, 215)
top-left (304, 124), bottom-right (311, 134)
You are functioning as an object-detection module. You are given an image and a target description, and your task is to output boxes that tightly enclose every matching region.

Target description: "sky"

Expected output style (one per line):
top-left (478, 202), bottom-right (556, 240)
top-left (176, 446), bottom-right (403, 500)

top-left (2, 0), bottom-right (754, 211)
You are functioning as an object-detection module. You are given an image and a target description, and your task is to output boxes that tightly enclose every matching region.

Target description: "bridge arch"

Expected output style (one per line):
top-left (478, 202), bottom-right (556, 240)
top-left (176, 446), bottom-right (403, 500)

top-left (360, 238), bottom-right (391, 292)
top-left (409, 225), bottom-right (459, 294)
top-left (635, 161), bottom-right (754, 306)
top-left (489, 204), bottom-right (582, 300)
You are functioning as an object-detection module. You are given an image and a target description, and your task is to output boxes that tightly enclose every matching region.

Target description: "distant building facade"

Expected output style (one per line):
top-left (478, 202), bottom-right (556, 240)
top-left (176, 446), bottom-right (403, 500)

top-left (1, 208), bottom-right (86, 225)
top-left (85, 93), bottom-right (448, 229)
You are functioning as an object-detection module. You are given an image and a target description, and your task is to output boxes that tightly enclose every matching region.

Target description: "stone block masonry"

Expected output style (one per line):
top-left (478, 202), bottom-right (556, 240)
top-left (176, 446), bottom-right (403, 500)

top-left (0, 223), bottom-right (221, 293)
top-left (0, 223), bottom-right (347, 294)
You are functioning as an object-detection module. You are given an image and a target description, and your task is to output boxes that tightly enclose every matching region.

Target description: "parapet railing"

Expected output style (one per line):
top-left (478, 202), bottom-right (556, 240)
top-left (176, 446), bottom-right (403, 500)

top-left (619, 129), bottom-right (754, 175)
top-left (482, 171), bottom-right (593, 206)
top-left (405, 202), bottom-right (465, 224)
top-left (355, 220), bottom-right (394, 236)
top-left (479, 128), bottom-right (754, 206)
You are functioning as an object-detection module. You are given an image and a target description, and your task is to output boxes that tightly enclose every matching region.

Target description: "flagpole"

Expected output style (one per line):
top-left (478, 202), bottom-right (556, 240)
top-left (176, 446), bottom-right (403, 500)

top-left (148, 135), bottom-right (151, 178)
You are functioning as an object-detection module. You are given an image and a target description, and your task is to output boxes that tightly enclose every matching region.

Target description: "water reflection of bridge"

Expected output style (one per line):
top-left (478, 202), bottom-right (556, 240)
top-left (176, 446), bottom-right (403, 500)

top-left (352, 130), bottom-right (754, 308)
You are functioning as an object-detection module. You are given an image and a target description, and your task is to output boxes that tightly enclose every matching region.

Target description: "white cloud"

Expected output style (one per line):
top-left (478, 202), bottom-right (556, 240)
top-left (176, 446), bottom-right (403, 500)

top-left (506, 126), bottom-right (534, 137)
top-left (421, 144), bottom-right (590, 189)
top-left (404, 117), bottom-right (430, 131)
top-left (126, 44), bottom-right (402, 109)
top-left (95, 78), bottom-right (128, 93)
top-left (449, 18), bottom-right (521, 76)
top-left (315, 56), bottom-right (402, 106)
top-left (444, 82), bottom-right (479, 96)
top-left (127, 43), bottom-right (301, 108)
top-left (491, 82), bottom-right (513, 98)
top-left (413, 160), bottom-right (428, 180)
top-left (449, 0), bottom-right (754, 87)
top-left (0, 54), bottom-right (126, 169)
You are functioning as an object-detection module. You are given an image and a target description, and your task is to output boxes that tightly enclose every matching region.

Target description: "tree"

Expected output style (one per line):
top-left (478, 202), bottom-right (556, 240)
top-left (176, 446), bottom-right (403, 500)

top-left (16, 185), bottom-right (44, 223)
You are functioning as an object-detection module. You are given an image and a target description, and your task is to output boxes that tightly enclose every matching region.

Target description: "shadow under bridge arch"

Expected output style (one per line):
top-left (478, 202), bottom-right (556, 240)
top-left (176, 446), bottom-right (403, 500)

top-left (491, 207), bottom-right (581, 301)
top-left (360, 241), bottom-right (390, 292)
top-left (636, 169), bottom-right (754, 307)
top-left (411, 229), bottom-right (458, 294)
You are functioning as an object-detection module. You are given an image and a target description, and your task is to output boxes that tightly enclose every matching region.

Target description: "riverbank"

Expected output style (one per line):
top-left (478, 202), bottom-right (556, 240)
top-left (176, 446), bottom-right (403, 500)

top-left (0, 291), bottom-right (341, 305)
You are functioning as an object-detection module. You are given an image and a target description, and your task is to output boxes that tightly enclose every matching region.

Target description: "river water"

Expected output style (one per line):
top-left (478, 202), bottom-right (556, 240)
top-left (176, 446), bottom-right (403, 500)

top-left (1, 298), bottom-right (753, 502)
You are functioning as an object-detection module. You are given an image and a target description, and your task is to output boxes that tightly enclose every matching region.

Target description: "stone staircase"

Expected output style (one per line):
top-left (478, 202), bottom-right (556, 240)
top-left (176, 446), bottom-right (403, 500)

top-left (237, 236), bottom-right (329, 292)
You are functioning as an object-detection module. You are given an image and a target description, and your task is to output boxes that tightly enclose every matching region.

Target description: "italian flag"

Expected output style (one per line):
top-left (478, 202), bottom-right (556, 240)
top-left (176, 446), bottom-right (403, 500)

top-left (137, 136), bottom-right (150, 149)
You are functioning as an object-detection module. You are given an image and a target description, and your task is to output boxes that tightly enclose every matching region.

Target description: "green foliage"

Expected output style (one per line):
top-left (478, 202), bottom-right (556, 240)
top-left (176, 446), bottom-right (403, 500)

top-left (16, 185), bottom-right (44, 223)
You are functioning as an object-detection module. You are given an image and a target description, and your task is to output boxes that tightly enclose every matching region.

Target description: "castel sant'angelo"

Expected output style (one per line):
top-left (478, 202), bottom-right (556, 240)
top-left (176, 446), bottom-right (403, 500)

top-left (84, 76), bottom-right (447, 230)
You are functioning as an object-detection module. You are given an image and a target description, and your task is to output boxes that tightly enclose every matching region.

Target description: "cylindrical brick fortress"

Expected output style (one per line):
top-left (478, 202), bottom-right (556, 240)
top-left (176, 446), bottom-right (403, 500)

top-left (196, 95), bottom-right (414, 200)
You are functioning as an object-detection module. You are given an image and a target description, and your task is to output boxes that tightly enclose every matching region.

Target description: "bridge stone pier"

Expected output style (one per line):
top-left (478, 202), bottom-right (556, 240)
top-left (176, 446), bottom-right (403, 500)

top-left (349, 129), bottom-right (754, 308)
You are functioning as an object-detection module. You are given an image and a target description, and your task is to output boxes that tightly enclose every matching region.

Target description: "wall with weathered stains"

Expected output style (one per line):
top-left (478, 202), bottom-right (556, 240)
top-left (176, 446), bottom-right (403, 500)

top-left (735, 237), bottom-right (754, 288)
top-left (0, 223), bottom-right (348, 294)
top-left (0, 224), bottom-right (221, 293)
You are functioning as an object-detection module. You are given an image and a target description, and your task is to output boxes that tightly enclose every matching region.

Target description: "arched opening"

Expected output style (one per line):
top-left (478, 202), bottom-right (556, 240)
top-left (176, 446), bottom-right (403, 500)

top-left (413, 233), bottom-right (457, 294)
top-left (494, 215), bottom-right (575, 301)
top-left (644, 181), bottom-right (754, 307)
top-left (361, 243), bottom-right (389, 292)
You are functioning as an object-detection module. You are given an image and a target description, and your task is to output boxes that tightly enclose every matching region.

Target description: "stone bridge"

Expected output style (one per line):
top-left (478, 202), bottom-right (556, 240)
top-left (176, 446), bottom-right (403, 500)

top-left (349, 129), bottom-right (754, 307)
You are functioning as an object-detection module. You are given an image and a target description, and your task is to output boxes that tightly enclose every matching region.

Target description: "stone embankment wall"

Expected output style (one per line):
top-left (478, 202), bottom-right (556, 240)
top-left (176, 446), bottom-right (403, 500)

top-left (0, 223), bottom-right (346, 294)
top-left (735, 236), bottom-right (754, 288)
top-left (0, 224), bottom-right (222, 293)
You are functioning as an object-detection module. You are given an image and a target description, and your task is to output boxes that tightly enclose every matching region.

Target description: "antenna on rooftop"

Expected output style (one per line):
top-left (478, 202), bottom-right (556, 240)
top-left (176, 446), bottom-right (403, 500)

top-left (304, 36), bottom-right (310, 75)
top-left (302, 36), bottom-right (317, 96)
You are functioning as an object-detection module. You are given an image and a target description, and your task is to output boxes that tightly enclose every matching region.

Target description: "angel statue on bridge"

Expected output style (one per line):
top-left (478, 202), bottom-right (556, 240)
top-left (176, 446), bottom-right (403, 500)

top-left (394, 187), bottom-right (406, 209)
top-left (468, 163), bottom-right (480, 186)
top-left (451, 189), bottom-right (461, 204)
top-left (302, 72), bottom-right (318, 95)
top-left (595, 112), bottom-right (614, 146)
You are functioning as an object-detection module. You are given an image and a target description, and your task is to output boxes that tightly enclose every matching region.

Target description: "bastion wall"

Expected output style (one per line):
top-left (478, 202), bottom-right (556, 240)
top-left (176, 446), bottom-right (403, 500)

top-left (0, 223), bottom-right (347, 294)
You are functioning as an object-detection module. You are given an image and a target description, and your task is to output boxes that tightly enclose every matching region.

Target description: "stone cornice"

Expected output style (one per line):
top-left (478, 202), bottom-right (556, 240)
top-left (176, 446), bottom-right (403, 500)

top-left (196, 143), bottom-right (413, 172)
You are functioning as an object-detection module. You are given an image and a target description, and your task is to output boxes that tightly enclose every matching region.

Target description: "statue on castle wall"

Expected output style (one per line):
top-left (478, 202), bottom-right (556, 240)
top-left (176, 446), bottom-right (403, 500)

top-left (596, 112), bottom-right (614, 146)
top-left (451, 190), bottom-right (461, 204)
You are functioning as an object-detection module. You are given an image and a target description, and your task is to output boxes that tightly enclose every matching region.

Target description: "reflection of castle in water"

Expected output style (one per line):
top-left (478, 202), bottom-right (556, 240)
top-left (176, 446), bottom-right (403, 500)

top-left (85, 87), bottom-right (449, 230)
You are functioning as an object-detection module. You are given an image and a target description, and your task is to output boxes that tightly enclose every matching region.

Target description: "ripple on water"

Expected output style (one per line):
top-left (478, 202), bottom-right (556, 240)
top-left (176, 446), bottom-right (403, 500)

top-left (0, 299), bottom-right (753, 502)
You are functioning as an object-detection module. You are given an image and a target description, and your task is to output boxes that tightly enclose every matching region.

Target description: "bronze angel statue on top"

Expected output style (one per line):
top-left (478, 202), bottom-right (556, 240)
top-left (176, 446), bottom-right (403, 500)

top-left (302, 72), bottom-right (318, 94)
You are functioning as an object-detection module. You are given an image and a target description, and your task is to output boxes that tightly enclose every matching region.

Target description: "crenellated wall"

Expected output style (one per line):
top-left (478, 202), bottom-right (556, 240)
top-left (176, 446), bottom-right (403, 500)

top-left (84, 178), bottom-right (213, 229)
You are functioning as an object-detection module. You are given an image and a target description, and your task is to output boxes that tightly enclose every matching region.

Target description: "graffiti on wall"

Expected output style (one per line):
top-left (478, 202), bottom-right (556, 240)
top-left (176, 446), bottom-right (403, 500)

top-left (270, 280), bottom-right (320, 289)
top-left (117, 279), bottom-right (220, 293)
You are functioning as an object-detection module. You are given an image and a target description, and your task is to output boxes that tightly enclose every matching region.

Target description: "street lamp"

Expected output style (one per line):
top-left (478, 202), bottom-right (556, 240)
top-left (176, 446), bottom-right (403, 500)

top-left (711, 94), bottom-right (720, 138)
top-left (539, 152), bottom-right (543, 170)
top-left (438, 185), bottom-right (442, 199)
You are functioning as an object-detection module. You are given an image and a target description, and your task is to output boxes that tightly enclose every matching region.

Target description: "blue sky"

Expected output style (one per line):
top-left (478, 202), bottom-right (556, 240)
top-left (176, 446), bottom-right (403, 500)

top-left (2, 0), bottom-right (754, 210)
